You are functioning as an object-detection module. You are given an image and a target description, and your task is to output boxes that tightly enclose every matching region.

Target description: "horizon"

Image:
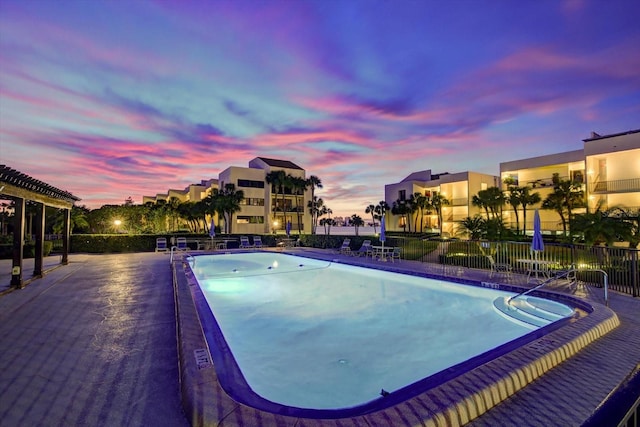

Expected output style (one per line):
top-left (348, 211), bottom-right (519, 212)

top-left (1, 0), bottom-right (639, 219)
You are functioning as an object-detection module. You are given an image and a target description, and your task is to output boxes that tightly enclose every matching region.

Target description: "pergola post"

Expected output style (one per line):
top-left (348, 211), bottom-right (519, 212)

top-left (11, 197), bottom-right (25, 288)
top-left (33, 202), bottom-right (45, 277)
top-left (62, 208), bottom-right (71, 265)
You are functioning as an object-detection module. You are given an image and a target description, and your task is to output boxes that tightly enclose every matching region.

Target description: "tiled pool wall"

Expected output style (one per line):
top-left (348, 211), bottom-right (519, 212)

top-left (174, 254), bottom-right (620, 427)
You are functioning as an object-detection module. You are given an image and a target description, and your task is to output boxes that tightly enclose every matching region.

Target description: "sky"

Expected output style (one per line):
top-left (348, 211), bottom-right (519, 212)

top-left (1, 0), bottom-right (639, 219)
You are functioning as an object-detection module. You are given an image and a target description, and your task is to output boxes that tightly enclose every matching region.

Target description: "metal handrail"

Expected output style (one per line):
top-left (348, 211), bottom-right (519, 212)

top-left (508, 267), bottom-right (609, 307)
top-left (508, 268), bottom-right (576, 304)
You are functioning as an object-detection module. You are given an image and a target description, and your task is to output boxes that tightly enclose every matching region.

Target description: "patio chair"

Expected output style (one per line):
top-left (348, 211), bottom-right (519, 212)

top-left (488, 255), bottom-right (511, 279)
top-left (175, 237), bottom-right (188, 251)
top-left (239, 236), bottom-right (253, 248)
top-left (338, 238), bottom-right (351, 255)
top-left (354, 240), bottom-right (372, 257)
top-left (155, 237), bottom-right (168, 252)
top-left (253, 236), bottom-right (264, 248)
top-left (552, 264), bottom-right (578, 288)
top-left (390, 247), bottom-right (402, 262)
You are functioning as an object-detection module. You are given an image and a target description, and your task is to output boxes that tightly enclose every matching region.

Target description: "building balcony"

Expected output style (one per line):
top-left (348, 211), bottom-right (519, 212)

top-left (589, 178), bottom-right (640, 194)
top-left (449, 198), bottom-right (468, 206)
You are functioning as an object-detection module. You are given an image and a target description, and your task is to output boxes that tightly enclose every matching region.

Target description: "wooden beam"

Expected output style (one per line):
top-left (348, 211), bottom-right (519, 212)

top-left (0, 182), bottom-right (74, 210)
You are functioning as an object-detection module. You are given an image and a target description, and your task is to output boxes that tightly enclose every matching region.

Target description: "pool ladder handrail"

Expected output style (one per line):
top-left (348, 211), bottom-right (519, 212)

top-left (508, 267), bottom-right (609, 307)
top-left (170, 246), bottom-right (195, 266)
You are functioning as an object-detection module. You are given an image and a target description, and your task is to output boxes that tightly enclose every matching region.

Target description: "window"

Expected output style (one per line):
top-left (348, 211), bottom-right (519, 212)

top-left (399, 190), bottom-right (406, 201)
top-left (236, 216), bottom-right (264, 224)
top-left (240, 198), bottom-right (265, 206)
top-left (238, 179), bottom-right (265, 188)
top-left (571, 170), bottom-right (584, 184)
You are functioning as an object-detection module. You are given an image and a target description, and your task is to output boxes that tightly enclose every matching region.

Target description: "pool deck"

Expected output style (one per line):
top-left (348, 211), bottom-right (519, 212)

top-left (0, 250), bottom-right (638, 426)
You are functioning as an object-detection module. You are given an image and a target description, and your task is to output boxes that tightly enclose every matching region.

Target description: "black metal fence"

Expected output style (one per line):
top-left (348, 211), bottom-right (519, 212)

top-left (386, 236), bottom-right (639, 297)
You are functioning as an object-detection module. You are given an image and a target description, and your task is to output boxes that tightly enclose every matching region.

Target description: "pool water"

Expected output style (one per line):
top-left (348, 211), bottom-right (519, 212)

top-left (190, 252), bottom-right (574, 413)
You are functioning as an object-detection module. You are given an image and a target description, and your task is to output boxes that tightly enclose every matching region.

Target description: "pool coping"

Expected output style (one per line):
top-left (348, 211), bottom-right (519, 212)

top-left (173, 251), bottom-right (620, 427)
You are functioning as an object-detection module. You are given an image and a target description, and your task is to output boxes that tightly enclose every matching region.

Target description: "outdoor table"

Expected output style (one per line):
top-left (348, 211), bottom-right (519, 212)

top-left (372, 245), bottom-right (394, 261)
top-left (517, 258), bottom-right (555, 281)
top-left (277, 238), bottom-right (296, 249)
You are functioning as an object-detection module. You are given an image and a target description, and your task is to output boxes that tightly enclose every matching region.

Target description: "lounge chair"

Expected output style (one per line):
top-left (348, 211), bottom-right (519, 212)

top-left (354, 240), bottom-right (372, 257)
top-left (155, 237), bottom-right (168, 252)
top-left (337, 238), bottom-right (351, 255)
top-left (253, 236), bottom-right (263, 248)
top-left (176, 237), bottom-right (188, 251)
top-left (239, 236), bottom-right (253, 248)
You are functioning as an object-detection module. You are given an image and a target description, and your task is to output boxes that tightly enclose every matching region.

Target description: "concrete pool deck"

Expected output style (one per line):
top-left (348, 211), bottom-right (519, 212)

top-left (1, 250), bottom-right (638, 426)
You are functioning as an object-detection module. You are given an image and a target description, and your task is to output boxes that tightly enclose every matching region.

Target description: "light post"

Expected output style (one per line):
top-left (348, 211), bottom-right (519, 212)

top-left (114, 219), bottom-right (122, 233)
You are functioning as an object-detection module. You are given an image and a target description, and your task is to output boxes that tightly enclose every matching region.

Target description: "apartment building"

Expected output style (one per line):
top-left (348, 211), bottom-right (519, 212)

top-left (142, 179), bottom-right (218, 205)
top-left (384, 170), bottom-right (500, 235)
top-left (500, 129), bottom-right (639, 234)
top-left (584, 129), bottom-right (640, 213)
top-left (143, 157), bottom-right (312, 235)
top-left (500, 150), bottom-right (586, 234)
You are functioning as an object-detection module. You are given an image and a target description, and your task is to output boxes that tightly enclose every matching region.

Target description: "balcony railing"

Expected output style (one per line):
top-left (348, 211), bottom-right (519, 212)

top-left (589, 178), bottom-right (640, 194)
top-left (449, 198), bottom-right (468, 206)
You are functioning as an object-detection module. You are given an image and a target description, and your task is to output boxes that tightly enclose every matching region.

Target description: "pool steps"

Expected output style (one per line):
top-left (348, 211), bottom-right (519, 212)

top-left (493, 296), bottom-right (575, 328)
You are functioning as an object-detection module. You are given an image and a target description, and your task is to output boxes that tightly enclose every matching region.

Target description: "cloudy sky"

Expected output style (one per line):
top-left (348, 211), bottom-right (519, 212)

top-left (1, 0), bottom-right (639, 218)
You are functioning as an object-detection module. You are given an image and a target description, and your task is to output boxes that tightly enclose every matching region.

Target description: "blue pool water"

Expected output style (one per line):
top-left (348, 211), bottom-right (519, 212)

top-left (188, 252), bottom-right (575, 417)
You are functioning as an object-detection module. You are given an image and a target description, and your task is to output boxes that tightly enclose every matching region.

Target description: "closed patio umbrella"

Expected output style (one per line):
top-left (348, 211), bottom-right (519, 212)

top-left (209, 218), bottom-right (215, 248)
top-left (530, 209), bottom-right (545, 279)
top-left (531, 209), bottom-right (544, 252)
top-left (380, 215), bottom-right (386, 254)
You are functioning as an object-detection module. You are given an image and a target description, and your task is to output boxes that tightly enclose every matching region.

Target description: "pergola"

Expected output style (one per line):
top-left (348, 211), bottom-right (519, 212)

top-left (0, 165), bottom-right (80, 288)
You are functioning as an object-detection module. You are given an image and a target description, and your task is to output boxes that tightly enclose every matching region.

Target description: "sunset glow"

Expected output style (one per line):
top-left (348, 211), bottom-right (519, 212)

top-left (1, 0), bottom-right (639, 218)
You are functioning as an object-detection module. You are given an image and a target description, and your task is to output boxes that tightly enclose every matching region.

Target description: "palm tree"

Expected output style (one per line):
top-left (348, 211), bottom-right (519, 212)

top-left (290, 176), bottom-right (308, 234)
top-left (542, 173), bottom-right (585, 236)
top-left (374, 201), bottom-right (389, 229)
top-left (429, 193), bottom-right (450, 236)
top-left (318, 206), bottom-right (333, 234)
top-left (365, 204), bottom-right (377, 233)
top-left (177, 201), bottom-right (201, 232)
top-left (611, 207), bottom-right (640, 248)
top-left (391, 200), bottom-right (409, 232)
top-left (307, 175), bottom-right (323, 209)
top-left (520, 187), bottom-right (541, 236)
top-left (472, 187), bottom-right (504, 219)
top-left (53, 205), bottom-right (90, 234)
top-left (504, 179), bottom-right (523, 234)
top-left (166, 197), bottom-right (181, 231)
top-left (458, 215), bottom-right (485, 240)
top-left (223, 183), bottom-right (244, 234)
top-left (571, 204), bottom-right (632, 246)
top-left (307, 196), bottom-right (324, 234)
top-left (472, 194), bottom-right (490, 218)
top-left (413, 192), bottom-right (428, 233)
top-left (350, 214), bottom-right (365, 236)
top-left (266, 170), bottom-right (286, 228)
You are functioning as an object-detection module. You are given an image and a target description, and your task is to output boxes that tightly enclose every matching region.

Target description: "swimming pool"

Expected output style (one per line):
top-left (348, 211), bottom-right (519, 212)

top-left (186, 252), bottom-right (582, 418)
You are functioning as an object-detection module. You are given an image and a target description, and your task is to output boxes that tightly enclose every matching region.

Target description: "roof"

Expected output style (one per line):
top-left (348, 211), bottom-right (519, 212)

top-left (0, 165), bottom-right (80, 207)
top-left (255, 157), bottom-right (303, 170)
top-left (401, 170), bottom-right (432, 182)
top-left (583, 128), bottom-right (640, 142)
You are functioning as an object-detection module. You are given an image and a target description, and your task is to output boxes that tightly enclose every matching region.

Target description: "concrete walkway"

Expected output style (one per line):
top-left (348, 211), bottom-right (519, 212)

top-left (0, 253), bottom-right (190, 427)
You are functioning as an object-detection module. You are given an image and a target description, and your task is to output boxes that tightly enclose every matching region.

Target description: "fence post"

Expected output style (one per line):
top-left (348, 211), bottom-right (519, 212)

top-left (632, 250), bottom-right (639, 298)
